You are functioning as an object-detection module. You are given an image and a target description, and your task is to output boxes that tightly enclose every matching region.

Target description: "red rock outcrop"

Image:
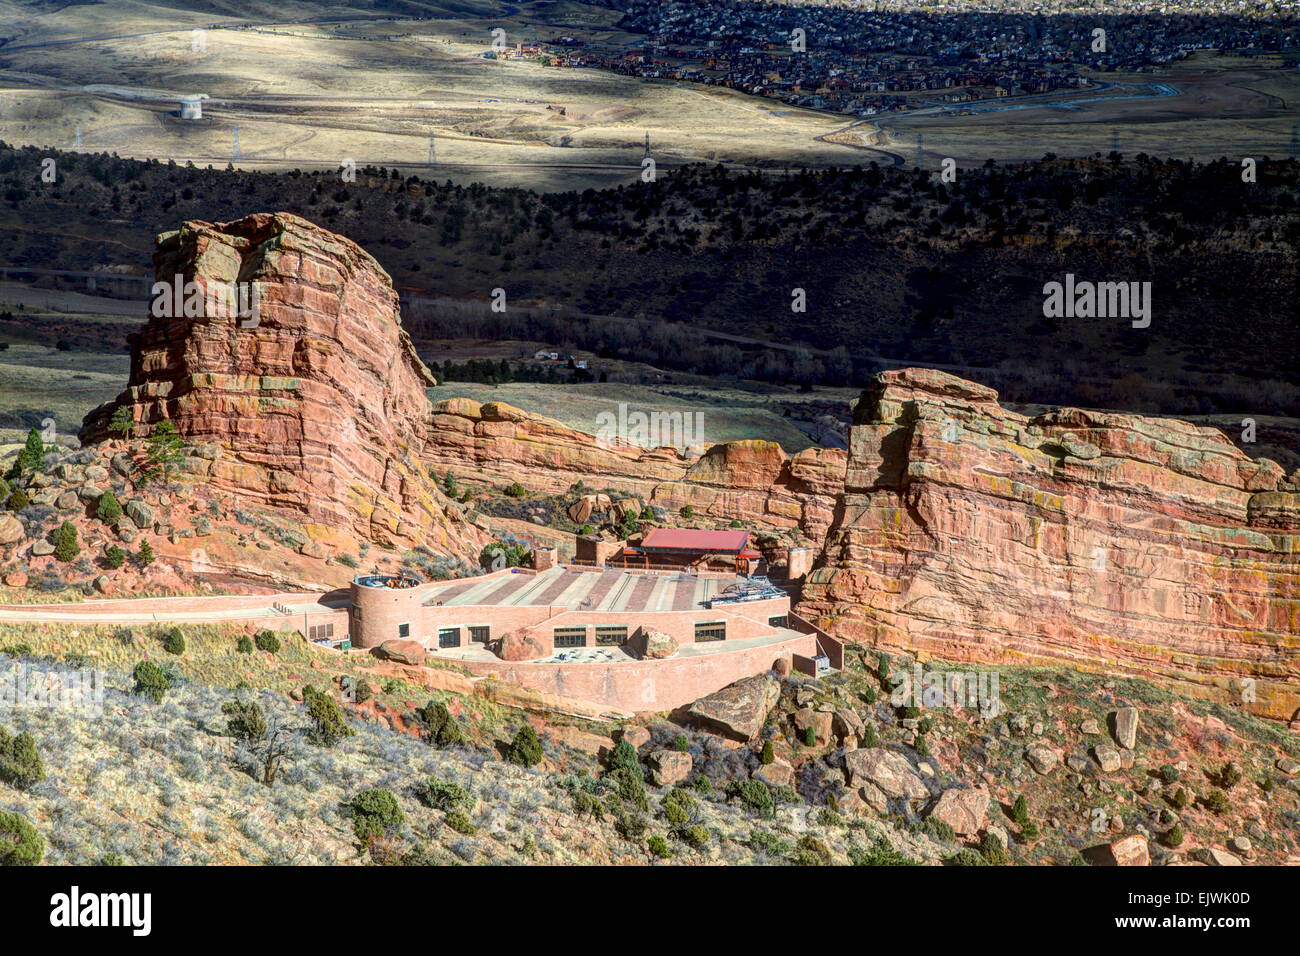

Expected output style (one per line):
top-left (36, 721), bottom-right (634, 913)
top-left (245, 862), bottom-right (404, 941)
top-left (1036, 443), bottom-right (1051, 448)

top-left (424, 402), bottom-right (845, 546)
top-left (80, 212), bottom-right (483, 556)
top-left (649, 440), bottom-right (846, 543)
top-left (425, 396), bottom-right (688, 498)
top-left (798, 368), bottom-right (1300, 722)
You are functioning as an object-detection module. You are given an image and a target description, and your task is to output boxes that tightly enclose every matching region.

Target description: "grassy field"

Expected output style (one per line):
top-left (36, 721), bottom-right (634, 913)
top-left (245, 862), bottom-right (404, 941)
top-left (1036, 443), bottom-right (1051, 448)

top-left (0, 0), bottom-right (859, 192)
top-left (883, 54), bottom-right (1300, 166)
top-left (1, 5), bottom-right (1294, 194)
top-left (0, 340), bottom-right (126, 442)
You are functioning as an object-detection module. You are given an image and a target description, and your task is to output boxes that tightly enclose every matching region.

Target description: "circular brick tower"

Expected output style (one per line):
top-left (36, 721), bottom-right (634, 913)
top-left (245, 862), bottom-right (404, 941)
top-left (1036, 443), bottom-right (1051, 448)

top-left (349, 574), bottom-right (423, 649)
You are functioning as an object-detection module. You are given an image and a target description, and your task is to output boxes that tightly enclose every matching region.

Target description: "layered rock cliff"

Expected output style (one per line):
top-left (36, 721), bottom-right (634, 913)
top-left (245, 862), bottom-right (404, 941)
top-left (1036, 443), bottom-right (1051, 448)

top-left (425, 396), bottom-right (690, 498)
top-left (81, 212), bottom-right (482, 555)
top-left (649, 440), bottom-right (846, 544)
top-left (797, 368), bottom-right (1300, 723)
top-left (424, 402), bottom-right (846, 545)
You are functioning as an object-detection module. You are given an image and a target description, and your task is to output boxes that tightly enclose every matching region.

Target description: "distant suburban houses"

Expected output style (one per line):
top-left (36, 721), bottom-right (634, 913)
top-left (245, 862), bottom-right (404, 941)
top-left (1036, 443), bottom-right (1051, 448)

top-left (509, 0), bottom-right (1296, 118)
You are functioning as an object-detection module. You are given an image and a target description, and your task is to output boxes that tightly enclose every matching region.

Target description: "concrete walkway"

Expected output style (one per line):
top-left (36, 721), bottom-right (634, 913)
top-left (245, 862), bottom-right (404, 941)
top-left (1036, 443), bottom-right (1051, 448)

top-left (0, 590), bottom-right (342, 626)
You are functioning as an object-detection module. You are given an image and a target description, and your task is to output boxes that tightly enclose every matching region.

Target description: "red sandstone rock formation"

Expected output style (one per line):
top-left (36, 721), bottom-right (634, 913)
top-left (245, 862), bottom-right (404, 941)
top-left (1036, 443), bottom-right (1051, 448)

top-left (423, 402), bottom-right (845, 546)
top-left (649, 440), bottom-right (846, 543)
top-left (425, 396), bottom-right (688, 498)
top-left (797, 368), bottom-right (1300, 722)
top-left (81, 213), bottom-right (483, 556)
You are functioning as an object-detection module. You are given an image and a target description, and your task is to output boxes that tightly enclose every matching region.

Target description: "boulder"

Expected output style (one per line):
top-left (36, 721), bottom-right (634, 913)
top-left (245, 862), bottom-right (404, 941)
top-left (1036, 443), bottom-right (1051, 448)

top-left (1113, 707), bottom-right (1139, 749)
top-left (0, 515), bottom-right (24, 545)
top-left (125, 499), bottom-right (155, 529)
top-left (4, 571), bottom-right (27, 588)
top-left (77, 484), bottom-right (104, 504)
top-left (55, 491), bottom-right (79, 510)
top-left (858, 780), bottom-right (890, 813)
top-left (844, 747), bottom-right (929, 801)
top-left (1093, 744), bottom-right (1122, 773)
top-left (621, 727), bottom-right (651, 749)
top-left (794, 707), bottom-right (833, 745)
top-left (985, 823), bottom-right (1009, 851)
top-left (497, 629), bottom-right (546, 662)
top-left (838, 788), bottom-right (866, 817)
top-left (832, 706), bottom-right (866, 740)
top-left (752, 758), bottom-right (794, 789)
top-left (1025, 744), bottom-right (1060, 775)
top-left (1106, 835), bottom-right (1150, 867)
top-left (627, 626), bottom-right (677, 660)
top-left (1192, 847), bottom-right (1242, 867)
top-left (567, 496), bottom-right (594, 524)
top-left (772, 655), bottom-right (791, 678)
top-left (31, 540), bottom-right (55, 556)
top-left (647, 749), bottom-right (692, 787)
top-left (925, 787), bottom-right (989, 836)
top-left (373, 640), bottom-right (426, 666)
top-left (687, 674), bottom-right (780, 741)
top-left (110, 452), bottom-right (134, 476)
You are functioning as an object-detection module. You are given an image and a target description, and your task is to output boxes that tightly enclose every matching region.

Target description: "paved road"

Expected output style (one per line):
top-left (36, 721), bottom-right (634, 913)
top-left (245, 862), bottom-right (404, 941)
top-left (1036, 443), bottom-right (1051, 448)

top-left (0, 591), bottom-right (344, 625)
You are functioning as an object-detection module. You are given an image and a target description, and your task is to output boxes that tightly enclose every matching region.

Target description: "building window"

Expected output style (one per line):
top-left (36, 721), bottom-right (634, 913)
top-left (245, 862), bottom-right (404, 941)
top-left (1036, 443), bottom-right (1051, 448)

top-left (469, 625), bottom-right (490, 643)
top-left (438, 627), bottom-right (461, 648)
top-left (398, 623), bottom-right (410, 639)
top-left (595, 625), bottom-right (627, 645)
top-left (695, 621), bottom-right (726, 642)
top-left (554, 627), bottom-right (586, 648)
top-left (309, 623), bottom-right (334, 642)
top-left (768, 615), bottom-right (788, 629)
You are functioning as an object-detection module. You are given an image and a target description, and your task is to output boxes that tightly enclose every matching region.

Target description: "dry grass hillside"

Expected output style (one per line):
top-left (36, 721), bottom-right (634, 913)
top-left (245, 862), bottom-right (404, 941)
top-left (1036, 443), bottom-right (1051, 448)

top-left (2, 633), bottom-right (1297, 866)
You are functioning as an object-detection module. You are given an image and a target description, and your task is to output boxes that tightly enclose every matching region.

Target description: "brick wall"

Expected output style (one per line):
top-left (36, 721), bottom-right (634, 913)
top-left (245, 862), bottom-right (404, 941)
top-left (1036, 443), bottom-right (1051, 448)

top-left (457, 632), bottom-right (817, 711)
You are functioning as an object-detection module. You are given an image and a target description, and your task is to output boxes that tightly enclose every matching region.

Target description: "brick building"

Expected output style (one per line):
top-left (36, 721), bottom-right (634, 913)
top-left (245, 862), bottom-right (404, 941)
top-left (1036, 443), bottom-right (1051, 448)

top-left (345, 563), bottom-right (836, 711)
